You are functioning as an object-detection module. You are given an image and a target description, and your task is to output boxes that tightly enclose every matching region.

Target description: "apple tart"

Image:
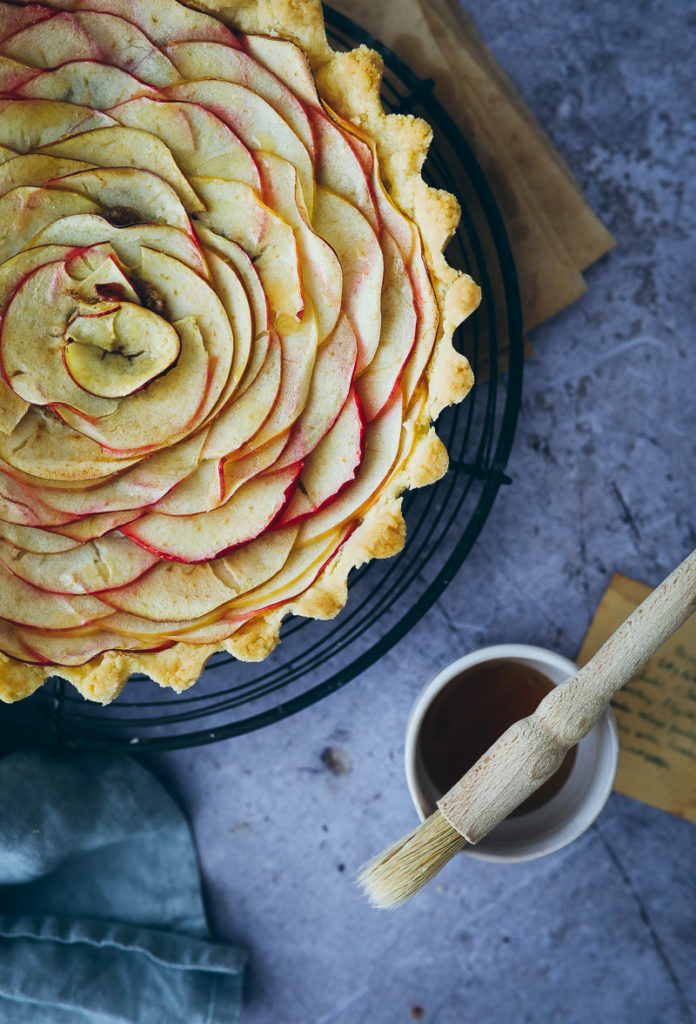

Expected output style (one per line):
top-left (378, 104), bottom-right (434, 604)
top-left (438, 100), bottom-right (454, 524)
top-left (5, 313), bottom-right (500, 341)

top-left (0, 0), bottom-right (479, 704)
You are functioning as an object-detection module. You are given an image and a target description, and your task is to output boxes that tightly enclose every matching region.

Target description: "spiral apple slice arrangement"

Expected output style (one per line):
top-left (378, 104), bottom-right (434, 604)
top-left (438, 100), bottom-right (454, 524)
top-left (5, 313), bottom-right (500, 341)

top-left (0, 0), bottom-right (479, 704)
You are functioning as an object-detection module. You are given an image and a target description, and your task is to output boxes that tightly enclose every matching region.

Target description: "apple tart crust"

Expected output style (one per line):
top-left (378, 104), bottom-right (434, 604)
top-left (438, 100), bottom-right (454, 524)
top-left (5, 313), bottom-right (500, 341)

top-left (0, 0), bottom-right (479, 704)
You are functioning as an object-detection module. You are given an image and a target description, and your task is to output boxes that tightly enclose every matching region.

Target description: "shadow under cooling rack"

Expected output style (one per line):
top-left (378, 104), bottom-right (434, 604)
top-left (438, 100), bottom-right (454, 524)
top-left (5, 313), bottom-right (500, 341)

top-left (0, 6), bottom-right (523, 752)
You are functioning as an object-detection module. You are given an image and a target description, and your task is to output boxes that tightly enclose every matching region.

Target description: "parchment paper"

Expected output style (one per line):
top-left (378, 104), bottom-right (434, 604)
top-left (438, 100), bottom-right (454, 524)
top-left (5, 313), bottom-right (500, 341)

top-left (578, 574), bottom-right (696, 823)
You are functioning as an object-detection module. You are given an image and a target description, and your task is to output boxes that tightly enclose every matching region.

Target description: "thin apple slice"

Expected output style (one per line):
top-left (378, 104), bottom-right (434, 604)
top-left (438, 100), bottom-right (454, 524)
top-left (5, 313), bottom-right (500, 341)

top-left (224, 526), bottom-right (350, 613)
top-left (40, 124), bottom-right (204, 212)
top-left (361, 146), bottom-right (419, 267)
top-left (236, 310), bottom-right (318, 456)
top-left (57, 316), bottom-right (210, 454)
top-left (0, 521), bottom-right (80, 555)
top-left (52, 508), bottom-right (142, 542)
top-left (0, 12), bottom-right (102, 67)
top-left (320, 110), bottom-right (416, 257)
top-left (96, 607), bottom-right (220, 640)
top-left (0, 97), bottom-right (113, 151)
top-left (123, 464), bottom-right (301, 563)
top-left (168, 78), bottom-right (314, 213)
top-left (0, 153), bottom-right (92, 199)
top-left (202, 249), bottom-right (252, 401)
top-left (156, 431), bottom-right (288, 516)
top-left (0, 4), bottom-right (51, 42)
top-left (310, 108), bottom-right (379, 232)
top-left (355, 232), bottom-right (418, 421)
top-left (215, 318), bottom-right (271, 412)
top-left (195, 226), bottom-right (271, 406)
top-left (313, 187), bottom-right (384, 373)
top-left (0, 534), bottom-right (157, 595)
top-left (274, 313), bottom-right (358, 470)
top-left (0, 407), bottom-right (139, 484)
top-left (0, 184), bottom-right (97, 263)
top-left (102, 526), bottom-right (297, 622)
top-left (332, 147), bottom-right (427, 409)
top-left (191, 176), bottom-right (303, 321)
top-left (0, 242), bottom-right (58, 432)
top-left (74, 0), bottom-right (241, 48)
top-left (326, 117), bottom-right (420, 278)
top-left (202, 332), bottom-right (281, 460)
top-left (257, 153), bottom-right (342, 343)
top-left (298, 395), bottom-right (404, 542)
top-left (164, 40), bottom-right (315, 157)
top-left (110, 97), bottom-right (260, 189)
top-left (0, 241), bottom-right (73, 310)
top-left (152, 612), bottom-right (249, 646)
top-left (139, 245), bottom-right (230, 372)
top-left (46, 166), bottom-right (192, 232)
top-left (395, 236), bottom-right (440, 405)
top-left (31, 215), bottom-right (207, 276)
top-left (0, 559), bottom-right (111, 629)
top-left (19, 59), bottom-right (159, 107)
top-left (0, 620), bottom-right (40, 664)
top-left (277, 390), bottom-right (364, 526)
top-left (220, 430), bottom-right (290, 497)
top-left (149, 457), bottom-right (223, 517)
top-left (0, 463), bottom-right (76, 528)
top-left (195, 226), bottom-right (268, 336)
top-left (0, 53), bottom-right (37, 94)
top-left (126, 246), bottom-right (233, 423)
top-left (65, 241), bottom-right (139, 292)
top-left (19, 431), bottom-right (206, 517)
top-left (14, 623), bottom-right (171, 666)
top-left (147, 530), bottom-right (350, 643)
top-left (214, 524), bottom-right (298, 592)
top-left (242, 33), bottom-right (320, 110)
top-left (73, 11), bottom-right (180, 88)
top-left (0, 378), bottom-right (28, 437)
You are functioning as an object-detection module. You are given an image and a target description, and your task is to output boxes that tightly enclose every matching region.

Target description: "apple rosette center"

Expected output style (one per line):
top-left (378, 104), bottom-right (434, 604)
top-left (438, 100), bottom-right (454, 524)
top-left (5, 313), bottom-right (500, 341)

top-left (0, 0), bottom-right (477, 700)
top-left (64, 299), bottom-right (182, 399)
top-left (2, 247), bottom-right (184, 421)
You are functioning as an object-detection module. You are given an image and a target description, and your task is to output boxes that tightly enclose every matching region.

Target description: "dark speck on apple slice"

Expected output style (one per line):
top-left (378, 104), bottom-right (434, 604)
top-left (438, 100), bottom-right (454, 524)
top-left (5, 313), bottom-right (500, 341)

top-left (101, 207), bottom-right (142, 227)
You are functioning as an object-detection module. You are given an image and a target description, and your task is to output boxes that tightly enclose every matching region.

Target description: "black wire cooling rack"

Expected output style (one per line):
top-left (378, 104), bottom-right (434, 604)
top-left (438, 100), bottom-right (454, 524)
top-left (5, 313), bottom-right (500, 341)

top-left (0, 7), bottom-right (524, 752)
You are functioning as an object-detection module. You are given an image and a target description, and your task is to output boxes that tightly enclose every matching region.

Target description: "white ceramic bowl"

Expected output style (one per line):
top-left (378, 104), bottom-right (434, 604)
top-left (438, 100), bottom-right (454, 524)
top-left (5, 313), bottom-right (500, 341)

top-left (405, 644), bottom-right (619, 863)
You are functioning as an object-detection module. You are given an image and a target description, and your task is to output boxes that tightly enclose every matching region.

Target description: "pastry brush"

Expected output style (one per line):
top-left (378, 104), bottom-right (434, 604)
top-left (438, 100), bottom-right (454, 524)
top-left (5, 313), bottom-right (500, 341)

top-left (359, 547), bottom-right (696, 909)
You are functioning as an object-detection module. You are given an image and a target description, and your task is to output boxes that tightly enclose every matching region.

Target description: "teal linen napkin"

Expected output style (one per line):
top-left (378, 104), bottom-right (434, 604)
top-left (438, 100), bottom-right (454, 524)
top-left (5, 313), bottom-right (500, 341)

top-left (0, 749), bottom-right (247, 1023)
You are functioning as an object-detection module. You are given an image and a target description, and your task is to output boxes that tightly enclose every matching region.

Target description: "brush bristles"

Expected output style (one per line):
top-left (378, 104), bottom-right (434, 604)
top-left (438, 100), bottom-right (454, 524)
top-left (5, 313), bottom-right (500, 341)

top-left (358, 809), bottom-right (467, 909)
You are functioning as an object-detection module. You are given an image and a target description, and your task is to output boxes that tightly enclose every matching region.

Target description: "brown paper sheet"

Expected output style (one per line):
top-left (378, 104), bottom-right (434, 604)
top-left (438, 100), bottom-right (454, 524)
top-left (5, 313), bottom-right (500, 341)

top-left (577, 574), bottom-right (696, 823)
top-left (327, 0), bottom-right (615, 331)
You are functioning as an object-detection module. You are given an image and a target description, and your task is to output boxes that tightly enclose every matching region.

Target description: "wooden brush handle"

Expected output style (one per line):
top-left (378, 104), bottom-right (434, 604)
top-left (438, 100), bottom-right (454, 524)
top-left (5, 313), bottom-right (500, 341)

top-left (438, 548), bottom-right (696, 844)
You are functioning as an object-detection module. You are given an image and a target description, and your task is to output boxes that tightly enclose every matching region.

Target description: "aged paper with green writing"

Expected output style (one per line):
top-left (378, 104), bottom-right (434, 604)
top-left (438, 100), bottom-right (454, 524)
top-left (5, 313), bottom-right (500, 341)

top-left (578, 574), bottom-right (696, 822)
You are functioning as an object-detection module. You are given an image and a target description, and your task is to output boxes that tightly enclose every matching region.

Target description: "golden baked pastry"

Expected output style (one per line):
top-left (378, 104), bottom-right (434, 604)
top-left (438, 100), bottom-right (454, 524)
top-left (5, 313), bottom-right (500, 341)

top-left (0, 0), bottom-right (479, 704)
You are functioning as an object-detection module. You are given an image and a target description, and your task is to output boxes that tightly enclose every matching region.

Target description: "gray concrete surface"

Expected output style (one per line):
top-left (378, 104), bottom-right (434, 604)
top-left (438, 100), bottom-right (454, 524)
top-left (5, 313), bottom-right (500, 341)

top-left (152, 2), bottom-right (696, 1021)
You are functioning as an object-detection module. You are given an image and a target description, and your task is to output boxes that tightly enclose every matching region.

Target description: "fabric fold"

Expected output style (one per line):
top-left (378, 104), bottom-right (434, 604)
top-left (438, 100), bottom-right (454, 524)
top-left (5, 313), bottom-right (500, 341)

top-left (0, 750), bottom-right (246, 1024)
